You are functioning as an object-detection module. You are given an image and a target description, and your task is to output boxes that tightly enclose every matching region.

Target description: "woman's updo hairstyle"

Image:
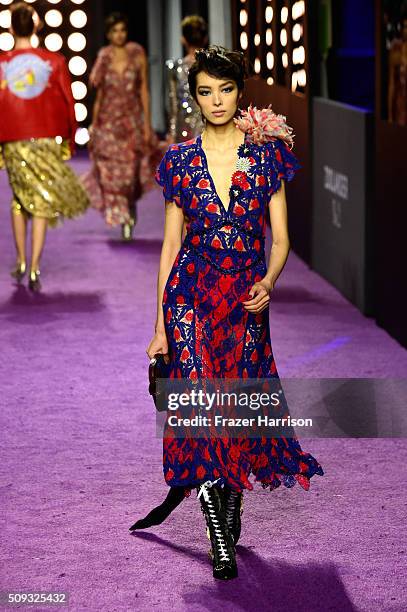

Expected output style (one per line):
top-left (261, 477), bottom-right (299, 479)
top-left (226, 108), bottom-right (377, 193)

top-left (105, 12), bottom-right (128, 36)
top-left (188, 45), bottom-right (251, 101)
top-left (11, 2), bottom-right (35, 38)
top-left (181, 15), bottom-right (208, 48)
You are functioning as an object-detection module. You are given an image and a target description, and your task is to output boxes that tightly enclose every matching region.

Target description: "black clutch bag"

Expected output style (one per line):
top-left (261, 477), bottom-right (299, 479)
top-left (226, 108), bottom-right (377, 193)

top-left (148, 353), bottom-right (171, 412)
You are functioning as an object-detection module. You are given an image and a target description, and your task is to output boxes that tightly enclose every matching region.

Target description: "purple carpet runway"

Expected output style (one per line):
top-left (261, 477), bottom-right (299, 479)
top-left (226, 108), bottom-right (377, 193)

top-left (1, 157), bottom-right (406, 612)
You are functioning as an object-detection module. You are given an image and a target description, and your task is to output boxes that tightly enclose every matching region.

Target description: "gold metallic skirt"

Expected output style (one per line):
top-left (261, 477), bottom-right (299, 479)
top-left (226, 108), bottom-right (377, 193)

top-left (0, 138), bottom-right (89, 228)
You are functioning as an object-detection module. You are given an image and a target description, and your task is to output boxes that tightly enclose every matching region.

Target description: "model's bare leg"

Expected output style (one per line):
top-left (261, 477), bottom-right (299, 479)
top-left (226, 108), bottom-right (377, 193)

top-left (31, 216), bottom-right (48, 271)
top-left (29, 216), bottom-right (48, 292)
top-left (10, 206), bottom-right (28, 281)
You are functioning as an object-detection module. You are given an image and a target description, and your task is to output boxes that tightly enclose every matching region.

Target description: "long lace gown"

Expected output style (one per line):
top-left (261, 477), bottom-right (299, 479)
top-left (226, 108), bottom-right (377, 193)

top-left (155, 132), bottom-right (324, 494)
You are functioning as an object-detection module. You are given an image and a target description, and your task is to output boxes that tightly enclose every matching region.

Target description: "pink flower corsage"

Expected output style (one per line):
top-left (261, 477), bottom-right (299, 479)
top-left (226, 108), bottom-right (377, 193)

top-left (234, 104), bottom-right (295, 149)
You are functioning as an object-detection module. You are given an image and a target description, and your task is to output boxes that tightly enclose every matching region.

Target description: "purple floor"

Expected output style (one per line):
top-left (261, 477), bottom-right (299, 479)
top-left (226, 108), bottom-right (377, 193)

top-left (1, 157), bottom-right (406, 612)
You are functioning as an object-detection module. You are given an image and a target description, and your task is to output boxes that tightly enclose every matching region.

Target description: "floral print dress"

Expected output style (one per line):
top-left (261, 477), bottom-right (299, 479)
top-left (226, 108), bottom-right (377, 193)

top-left (83, 42), bottom-right (159, 226)
top-left (155, 123), bottom-right (324, 495)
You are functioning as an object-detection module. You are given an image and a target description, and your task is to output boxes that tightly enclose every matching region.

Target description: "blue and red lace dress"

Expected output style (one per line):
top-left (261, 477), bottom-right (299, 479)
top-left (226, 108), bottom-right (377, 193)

top-left (155, 132), bottom-right (324, 495)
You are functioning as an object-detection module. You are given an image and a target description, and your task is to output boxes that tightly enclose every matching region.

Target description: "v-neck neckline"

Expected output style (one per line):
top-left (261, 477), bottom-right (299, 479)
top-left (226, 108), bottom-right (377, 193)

top-left (109, 46), bottom-right (131, 79)
top-left (197, 132), bottom-right (247, 215)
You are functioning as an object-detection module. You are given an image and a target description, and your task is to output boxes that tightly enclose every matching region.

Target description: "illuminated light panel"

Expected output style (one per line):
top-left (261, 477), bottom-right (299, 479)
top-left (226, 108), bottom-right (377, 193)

top-left (240, 32), bottom-right (248, 50)
top-left (265, 6), bottom-right (273, 23)
top-left (69, 9), bottom-right (87, 29)
top-left (293, 23), bottom-right (302, 42)
top-left (70, 0), bottom-right (86, 4)
top-left (266, 52), bottom-right (274, 70)
top-left (293, 46), bottom-right (305, 65)
top-left (282, 52), bottom-right (288, 68)
top-left (280, 29), bottom-right (287, 46)
top-left (55, 135), bottom-right (63, 144)
top-left (0, 0), bottom-right (12, 5)
top-left (30, 34), bottom-right (39, 48)
top-left (47, 0), bottom-right (61, 3)
top-left (254, 33), bottom-right (260, 46)
top-left (267, 77), bottom-right (274, 86)
top-left (291, 72), bottom-right (298, 92)
top-left (0, 9), bottom-right (10, 28)
top-left (297, 69), bottom-right (306, 87)
top-left (75, 127), bottom-right (89, 145)
top-left (254, 58), bottom-right (261, 74)
top-left (239, 9), bottom-right (247, 27)
top-left (0, 31), bottom-right (13, 51)
top-left (71, 80), bottom-right (87, 100)
top-left (281, 6), bottom-right (288, 24)
top-left (68, 32), bottom-right (86, 52)
top-left (75, 102), bottom-right (87, 122)
top-left (45, 33), bottom-right (63, 52)
top-left (69, 55), bottom-right (87, 76)
top-left (292, 1), bottom-right (305, 21)
top-left (45, 9), bottom-right (63, 28)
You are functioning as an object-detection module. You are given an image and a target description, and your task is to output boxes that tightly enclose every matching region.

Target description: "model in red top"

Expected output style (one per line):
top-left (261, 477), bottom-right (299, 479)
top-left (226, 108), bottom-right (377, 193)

top-left (0, 2), bottom-right (88, 292)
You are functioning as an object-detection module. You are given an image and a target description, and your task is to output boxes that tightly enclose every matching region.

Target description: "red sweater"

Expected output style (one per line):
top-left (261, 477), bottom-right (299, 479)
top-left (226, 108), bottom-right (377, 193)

top-left (0, 48), bottom-right (76, 149)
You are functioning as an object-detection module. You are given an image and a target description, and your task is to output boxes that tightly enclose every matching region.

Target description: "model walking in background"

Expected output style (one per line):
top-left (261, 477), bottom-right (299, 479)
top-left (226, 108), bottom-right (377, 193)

top-left (83, 12), bottom-right (156, 241)
top-left (135, 46), bottom-right (324, 580)
top-left (0, 2), bottom-right (89, 292)
top-left (165, 15), bottom-right (207, 143)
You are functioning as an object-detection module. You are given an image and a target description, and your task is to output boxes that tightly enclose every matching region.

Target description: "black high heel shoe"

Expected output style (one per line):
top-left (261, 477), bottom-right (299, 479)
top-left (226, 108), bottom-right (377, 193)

top-left (129, 486), bottom-right (187, 531)
top-left (28, 269), bottom-right (41, 293)
top-left (223, 486), bottom-right (244, 545)
top-left (10, 261), bottom-right (26, 284)
top-left (198, 480), bottom-right (238, 580)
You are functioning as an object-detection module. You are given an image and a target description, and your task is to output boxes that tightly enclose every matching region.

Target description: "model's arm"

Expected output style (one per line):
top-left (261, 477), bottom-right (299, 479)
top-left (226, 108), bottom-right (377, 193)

top-left (243, 181), bottom-right (290, 314)
top-left (140, 49), bottom-right (152, 143)
top-left (91, 87), bottom-right (103, 126)
top-left (146, 202), bottom-right (184, 358)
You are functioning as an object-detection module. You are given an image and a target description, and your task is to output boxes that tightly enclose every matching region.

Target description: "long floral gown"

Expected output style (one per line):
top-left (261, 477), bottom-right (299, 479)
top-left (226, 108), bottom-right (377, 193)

top-left (155, 128), bottom-right (324, 495)
top-left (82, 42), bottom-right (159, 226)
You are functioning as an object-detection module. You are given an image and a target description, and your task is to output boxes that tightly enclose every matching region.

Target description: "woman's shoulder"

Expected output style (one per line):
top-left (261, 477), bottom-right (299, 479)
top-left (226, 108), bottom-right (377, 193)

top-left (126, 41), bottom-right (145, 56)
top-left (96, 45), bottom-right (112, 58)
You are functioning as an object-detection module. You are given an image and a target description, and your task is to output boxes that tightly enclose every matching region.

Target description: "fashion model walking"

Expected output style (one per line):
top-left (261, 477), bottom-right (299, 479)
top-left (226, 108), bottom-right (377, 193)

top-left (165, 15), bottom-right (207, 143)
top-left (83, 12), bottom-right (157, 241)
top-left (135, 46), bottom-right (324, 580)
top-left (0, 2), bottom-right (89, 292)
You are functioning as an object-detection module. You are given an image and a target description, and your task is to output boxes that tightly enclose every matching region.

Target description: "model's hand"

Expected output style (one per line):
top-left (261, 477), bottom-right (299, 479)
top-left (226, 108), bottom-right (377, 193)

top-left (243, 279), bottom-right (273, 313)
top-left (146, 329), bottom-right (169, 360)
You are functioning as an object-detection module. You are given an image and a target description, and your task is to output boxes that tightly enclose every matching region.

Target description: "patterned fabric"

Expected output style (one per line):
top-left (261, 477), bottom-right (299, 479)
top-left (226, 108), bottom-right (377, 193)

top-left (82, 42), bottom-right (161, 226)
top-left (2, 138), bottom-right (89, 228)
top-left (155, 132), bottom-right (325, 494)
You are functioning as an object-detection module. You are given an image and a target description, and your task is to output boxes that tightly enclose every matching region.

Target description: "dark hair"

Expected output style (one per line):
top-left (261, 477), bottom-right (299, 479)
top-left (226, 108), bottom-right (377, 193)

top-left (11, 2), bottom-right (35, 38)
top-left (105, 12), bottom-right (128, 36)
top-left (188, 45), bottom-right (250, 101)
top-left (181, 15), bottom-right (208, 48)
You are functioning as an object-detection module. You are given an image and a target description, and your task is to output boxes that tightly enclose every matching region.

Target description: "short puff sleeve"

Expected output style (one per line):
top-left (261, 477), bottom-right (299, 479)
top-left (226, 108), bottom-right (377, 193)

top-left (155, 146), bottom-right (184, 208)
top-left (266, 138), bottom-right (301, 198)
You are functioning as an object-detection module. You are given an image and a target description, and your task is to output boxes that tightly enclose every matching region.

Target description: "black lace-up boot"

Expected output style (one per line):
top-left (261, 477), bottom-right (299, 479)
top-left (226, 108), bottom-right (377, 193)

top-left (223, 486), bottom-right (244, 545)
top-left (197, 480), bottom-right (238, 580)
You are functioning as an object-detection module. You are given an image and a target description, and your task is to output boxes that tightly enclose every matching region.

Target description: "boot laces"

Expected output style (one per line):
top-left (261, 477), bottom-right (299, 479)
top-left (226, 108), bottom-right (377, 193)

top-left (198, 479), bottom-right (230, 562)
top-left (225, 489), bottom-right (240, 528)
